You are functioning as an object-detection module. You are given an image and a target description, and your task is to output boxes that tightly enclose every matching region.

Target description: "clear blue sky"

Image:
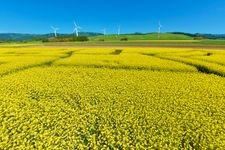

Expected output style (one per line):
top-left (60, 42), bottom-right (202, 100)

top-left (0, 0), bottom-right (224, 34)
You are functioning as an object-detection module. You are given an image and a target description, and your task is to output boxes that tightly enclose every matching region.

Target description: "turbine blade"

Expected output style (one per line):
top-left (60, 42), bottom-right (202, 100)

top-left (74, 21), bottom-right (77, 27)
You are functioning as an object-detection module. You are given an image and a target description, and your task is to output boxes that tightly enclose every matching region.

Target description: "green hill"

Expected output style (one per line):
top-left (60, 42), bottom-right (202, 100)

top-left (89, 33), bottom-right (194, 41)
top-left (0, 32), bottom-right (101, 42)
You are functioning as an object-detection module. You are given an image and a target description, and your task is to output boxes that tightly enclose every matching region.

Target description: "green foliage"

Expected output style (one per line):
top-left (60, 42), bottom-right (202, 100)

top-left (120, 37), bottom-right (128, 41)
top-left (72, 36), bottom-right (89, 42)
top-left (42, 36), bottom-right (89, 42)
top-left (42, 38), bottom-right (49, 43)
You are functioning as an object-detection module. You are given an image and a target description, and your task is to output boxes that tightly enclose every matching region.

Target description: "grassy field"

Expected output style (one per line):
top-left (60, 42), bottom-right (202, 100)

top-left (89, 33), bottom-right (194, 41)
top-left (1, 34), bottom-right (225, 48)
top-left (1, 44), bottom-right (225, 149)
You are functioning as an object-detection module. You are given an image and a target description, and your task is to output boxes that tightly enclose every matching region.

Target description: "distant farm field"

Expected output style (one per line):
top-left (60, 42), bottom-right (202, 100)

top-left (0, 45), bottom-right (225, 149)
top-left (89, 33), bottom-right (194, 41)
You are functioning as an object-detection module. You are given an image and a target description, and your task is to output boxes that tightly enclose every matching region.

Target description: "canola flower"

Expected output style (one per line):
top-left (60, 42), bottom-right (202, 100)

top-left (0, 46), bottom-right (225, 149)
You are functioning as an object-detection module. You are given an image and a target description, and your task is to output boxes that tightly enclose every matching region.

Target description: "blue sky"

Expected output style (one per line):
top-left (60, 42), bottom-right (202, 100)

top-left (0, 0), bottom-right (224, 34)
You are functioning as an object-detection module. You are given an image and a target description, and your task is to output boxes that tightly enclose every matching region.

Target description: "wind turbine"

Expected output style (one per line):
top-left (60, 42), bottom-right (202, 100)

top-left (102, 28), bottom-right (106, 36)
top-left (51, 26), bottom-right (59, 37)
top-left (73, 21), bottom-right (82, 37)
top-left (117, 26), bottom-right (121, 36)
top-left (158, 22), bottom-right (162, 39)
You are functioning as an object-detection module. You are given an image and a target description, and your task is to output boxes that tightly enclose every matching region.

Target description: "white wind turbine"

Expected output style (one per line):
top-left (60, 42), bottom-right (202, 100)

top-left (158, 22), bottom-right (162, 39)
top-left (117, 26), bottom-right (121, 36)
top-left (51, 26), bottom-right (59, 37)
top-left (102, 28), bottom-right (106, 36)
top-left (73, 21), bottom-right (82, 37)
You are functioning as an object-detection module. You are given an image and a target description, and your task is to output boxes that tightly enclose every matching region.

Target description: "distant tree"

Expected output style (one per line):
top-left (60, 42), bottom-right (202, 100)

top-left (170, 32), bottom-right (197, 37)
top-left (42, 38), bottom-right (49, 43)
top-left (120, 37), bottom-right (128, 41)
top-left (73, 36), bottom-right (89, 42)
top-left (133, 32), bottom-right (144, 35)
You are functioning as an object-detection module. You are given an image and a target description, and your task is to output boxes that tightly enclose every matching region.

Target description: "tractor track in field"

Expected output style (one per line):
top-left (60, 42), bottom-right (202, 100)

top-left (142, 53), bottom-right (225, 77)
top-left (0, 50), bottom-right (76, 78)
top-left (183, 56), bottom-right (225, 67)
top-left (56, 64), bottom-right (197, 73)
top-left (2, 49), bottom-right (225, 78)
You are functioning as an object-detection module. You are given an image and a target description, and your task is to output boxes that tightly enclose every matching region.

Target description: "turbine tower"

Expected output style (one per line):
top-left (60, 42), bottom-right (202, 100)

top-left (102, 28), bottom-right (106, 36)
top-left (73, 21), bottom-right (82, 37)
top-left (51, 26), bottom-right (59, 37)
top-left (117, 26), bottom-right (121, 36)
top-left (158, 22), bottom-right (162, 39)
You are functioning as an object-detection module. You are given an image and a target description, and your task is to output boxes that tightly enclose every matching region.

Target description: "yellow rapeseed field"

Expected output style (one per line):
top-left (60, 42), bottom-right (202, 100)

top-left (0, 45), bottom-right (225, 149)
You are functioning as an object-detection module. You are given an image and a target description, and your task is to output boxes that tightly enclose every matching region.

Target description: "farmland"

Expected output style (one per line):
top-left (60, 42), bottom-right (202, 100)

top-left (0, 44), bottom-right (225, 149)
top-left (89, 33), bottom-right (194, 41)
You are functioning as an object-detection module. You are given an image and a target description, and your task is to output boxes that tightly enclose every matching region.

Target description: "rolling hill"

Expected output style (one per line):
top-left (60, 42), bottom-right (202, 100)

top-left (0, 32), bottom-right (101, 42)
top-left (1, 32), bottom-right (225, 42)
top-left (89, 33), bottom-right (195, 41)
